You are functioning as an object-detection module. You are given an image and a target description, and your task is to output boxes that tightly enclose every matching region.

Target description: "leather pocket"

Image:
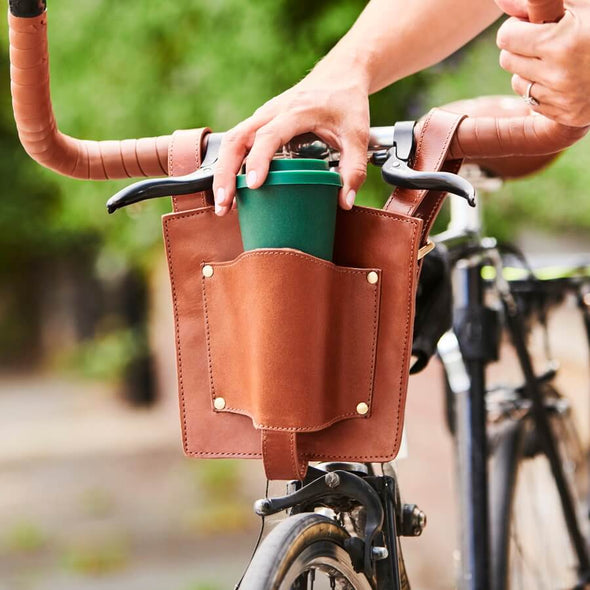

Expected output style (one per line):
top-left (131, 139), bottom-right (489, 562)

top-left (201, 249), bottom-right (381, 433)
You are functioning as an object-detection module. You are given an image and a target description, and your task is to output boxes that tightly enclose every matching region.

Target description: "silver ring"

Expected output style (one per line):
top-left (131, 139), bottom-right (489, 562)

top-left (523, 82), bottom-right (540, 107)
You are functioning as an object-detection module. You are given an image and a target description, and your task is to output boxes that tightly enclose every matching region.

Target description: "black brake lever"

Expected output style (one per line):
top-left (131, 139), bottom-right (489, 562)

top-left (380, 121), bottom-right (476, 207)
top-left (106, 134), bottom-right (223, 214)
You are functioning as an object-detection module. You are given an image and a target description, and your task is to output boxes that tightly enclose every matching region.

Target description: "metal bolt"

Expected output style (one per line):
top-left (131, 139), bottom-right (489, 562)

top-left (411, 506), bottom-right (427, 535)
top-left (371, 546), bottom-right (389, 561)
top-left (356, 402), bottom-right (369, 415)
top-left (366, 271), bottom-right (379, 285)
top-left (213, 397), bottom-right (226, 410)
top-left (325, 472), bottom-right (341, 489)
top-left (202, 264), bottom-right (214, 278)
top-left (253, 498), bottom-right (272, 516)
top-left (401, 503), bottom-right (427, 537)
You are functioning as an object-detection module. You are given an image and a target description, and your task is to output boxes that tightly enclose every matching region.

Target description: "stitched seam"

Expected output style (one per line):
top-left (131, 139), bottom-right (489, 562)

top-left (406, 111), bottom-right (433, 212)
top-left (351, 206), bottom-right (421, 226)
top-left (163, 205), bottom-right (421, 227)
top-left (163, 209), bottom-right (213, 226)
top-left (186, 450), bottom-right (262, 457)
top-left (210, 249), bottom-right (377, 275)
top-left (300, 451), bottom-right (395, 461)
top-left (215, 409), bottom-right (364, 432)
top-left (167, 205), bottom-right (416, 460)
top-left (262, 431), bottom-right (269, 473)
top-left (195, 137), bottom-right (207, 208)
top-left (423, 193), bottom-right (447, 238)
top-left (366, 267), bottom-right (380, 414)
top-left (290, 432), bottom-right (297, 477)
top-left (392, 217), bottom-right (419, 454)
top-left (201, 267), bottom-right (217, 408)
top-left (169, 133), bottom-right (178, 211)
top-left (415, 115), bottom-right (465, 233)
top-left (204, 261), bottom-right (380, 431)
top-left (163, 217), bottom-right (189, 453)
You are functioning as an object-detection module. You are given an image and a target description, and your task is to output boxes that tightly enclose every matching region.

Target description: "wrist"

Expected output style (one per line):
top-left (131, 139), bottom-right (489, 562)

top-left (310, 46), bottom-right (373, 94)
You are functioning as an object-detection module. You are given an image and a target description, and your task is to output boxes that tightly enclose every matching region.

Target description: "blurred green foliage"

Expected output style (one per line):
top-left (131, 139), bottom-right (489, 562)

top-left (0, 0), bottom-right (427, 270)
top-left (1, 3), bottom-right (589, 364)
top-left (61, 535), bottom-right (129, 575)
top-left (182, 459), bottom-right (252, 535)
top-left (3, 519), bottom-right (47, 554)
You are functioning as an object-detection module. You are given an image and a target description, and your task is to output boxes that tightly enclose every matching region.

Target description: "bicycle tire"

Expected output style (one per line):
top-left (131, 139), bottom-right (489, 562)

top-left (239, 512), bottom-right (374, 590)
top-left (489, 387), bottom-right (589, 590)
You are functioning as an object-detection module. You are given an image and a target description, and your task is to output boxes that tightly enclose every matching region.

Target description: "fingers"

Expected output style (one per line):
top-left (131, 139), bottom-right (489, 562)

top-left (212, 122), bottom-right (255, 215)
top-left (510, 74), bottom-right (564, 120)
top-left (244, 114), bottom-right (312, 190)
top-left (499, 50), bottom-right (549, 86)
top-left (497, 16), bottom-right (546, 56)
top-left (213, 108), bottom-right (275, 216)
top-left (337, 132), bottom-right (369, 210)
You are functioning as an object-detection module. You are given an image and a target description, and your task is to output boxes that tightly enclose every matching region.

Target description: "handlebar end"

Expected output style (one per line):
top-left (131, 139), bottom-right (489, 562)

top-left (9, 0), bottom-right (46, 17)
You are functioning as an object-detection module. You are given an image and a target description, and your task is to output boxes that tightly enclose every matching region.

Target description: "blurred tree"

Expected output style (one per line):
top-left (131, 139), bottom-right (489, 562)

top-left (1, 2), bottom-right (588, 370)
top-left (0, 0), bottom-right (427, 371)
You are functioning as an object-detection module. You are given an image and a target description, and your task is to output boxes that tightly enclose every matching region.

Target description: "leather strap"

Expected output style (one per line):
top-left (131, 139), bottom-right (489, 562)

top-left (384, 109), bottom-right (466, 246)
top-left (168, 128), bottom-right (213, 211)
top-left (262, 430), bottom-right (308, 480)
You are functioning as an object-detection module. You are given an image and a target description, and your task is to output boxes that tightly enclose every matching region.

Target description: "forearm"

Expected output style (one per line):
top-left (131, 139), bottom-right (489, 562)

top-left (317, 0), bottom-right (502, 93)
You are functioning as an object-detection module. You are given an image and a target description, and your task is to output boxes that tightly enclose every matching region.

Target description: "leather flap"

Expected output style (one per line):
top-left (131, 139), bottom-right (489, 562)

top-left (202, 248), bottom-right (381, 432)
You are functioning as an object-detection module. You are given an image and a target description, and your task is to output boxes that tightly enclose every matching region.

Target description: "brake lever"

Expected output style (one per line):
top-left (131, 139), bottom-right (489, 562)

top-left (380, 121), bottom-right (476, 207)
top-left (106, 134), bottom-right (223, 214)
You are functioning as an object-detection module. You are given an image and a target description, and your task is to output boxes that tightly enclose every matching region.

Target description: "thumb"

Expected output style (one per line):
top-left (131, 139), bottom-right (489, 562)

top-left (494, 0), bottom-right (529, 18)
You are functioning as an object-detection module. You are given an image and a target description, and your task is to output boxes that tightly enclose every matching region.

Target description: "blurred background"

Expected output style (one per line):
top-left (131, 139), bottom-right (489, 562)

top-left (1, 1), bottom-right (589, 589)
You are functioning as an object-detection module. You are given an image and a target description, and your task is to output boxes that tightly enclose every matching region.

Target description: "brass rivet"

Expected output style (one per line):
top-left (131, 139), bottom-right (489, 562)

top-left (367, 271), bottom-right (379, 285)
top-left (356, 402), bottom-right (369, 415)
top-left (214, 397), bottom-right (226, 410)
top-left (202, 265), bottom-right (214, 278)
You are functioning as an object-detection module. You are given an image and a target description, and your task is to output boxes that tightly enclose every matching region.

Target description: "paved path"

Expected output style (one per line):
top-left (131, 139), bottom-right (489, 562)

top-left (0, 376), bottom-right (262, 590)
top-left (0, 300), bottom-right (587, 589)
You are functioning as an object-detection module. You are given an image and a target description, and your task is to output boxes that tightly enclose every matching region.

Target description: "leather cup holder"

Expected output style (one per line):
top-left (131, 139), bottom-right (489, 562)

top-left (201, 248), bottom-right (382, 433)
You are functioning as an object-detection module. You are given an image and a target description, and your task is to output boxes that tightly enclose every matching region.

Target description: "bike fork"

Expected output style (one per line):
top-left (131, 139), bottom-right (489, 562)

top-left (439, 258), bottom-right (494, 590)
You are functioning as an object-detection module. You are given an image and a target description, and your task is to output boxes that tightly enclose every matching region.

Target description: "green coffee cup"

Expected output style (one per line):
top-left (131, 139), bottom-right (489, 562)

top-left (236, 159), bottom-right (342, 261)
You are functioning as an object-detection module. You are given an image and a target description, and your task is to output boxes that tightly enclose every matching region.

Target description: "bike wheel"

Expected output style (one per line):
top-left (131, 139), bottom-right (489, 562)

top-left (240, 512), bottom-right (374, 589)
top-left (490, 388), bottom-right (589, 590)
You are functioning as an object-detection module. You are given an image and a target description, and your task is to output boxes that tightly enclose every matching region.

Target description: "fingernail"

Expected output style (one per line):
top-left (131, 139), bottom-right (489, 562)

top-left (215, 203), bottom-right (224, 216)
top-left (216, 187), bottom-right (226, 205)
top-left (345, 190), bottom-right (356, 209)
top-left (246, 170), bottom-right (258, 188)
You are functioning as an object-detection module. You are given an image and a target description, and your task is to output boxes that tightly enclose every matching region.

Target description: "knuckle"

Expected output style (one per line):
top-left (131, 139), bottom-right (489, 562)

top-left (548, 69), bottom-right (569, 91)
top-left (254, 125), bottom-right (277, 140)
top-left (347, 164), bottom-right (367, 183)
top-left (223, 128), bottom-right (243, 146)
top-left (569, 105), bottom-right (586, 127)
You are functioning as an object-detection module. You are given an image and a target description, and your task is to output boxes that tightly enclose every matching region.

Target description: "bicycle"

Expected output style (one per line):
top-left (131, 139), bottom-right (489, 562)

top-left (7, 0), bottom-right (590, 588)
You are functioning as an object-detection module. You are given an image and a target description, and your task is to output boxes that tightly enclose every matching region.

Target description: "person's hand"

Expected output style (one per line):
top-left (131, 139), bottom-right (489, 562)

top-left (495, 0), bottom-right (590, 127)
top-left (212, 62), bottom-right (371, 216)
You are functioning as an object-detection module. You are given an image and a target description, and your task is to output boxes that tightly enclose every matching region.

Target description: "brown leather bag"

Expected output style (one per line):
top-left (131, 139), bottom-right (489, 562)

top-left (163, 109), bottom-right (465, 480)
